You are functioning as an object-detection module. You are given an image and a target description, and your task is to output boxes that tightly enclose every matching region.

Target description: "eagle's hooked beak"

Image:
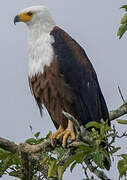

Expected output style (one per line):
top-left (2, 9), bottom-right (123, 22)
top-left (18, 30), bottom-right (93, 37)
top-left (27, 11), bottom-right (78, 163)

top-left (14, 12), bottom-right (33, 25)
top-left (14, 15), bottom-right (20, 25)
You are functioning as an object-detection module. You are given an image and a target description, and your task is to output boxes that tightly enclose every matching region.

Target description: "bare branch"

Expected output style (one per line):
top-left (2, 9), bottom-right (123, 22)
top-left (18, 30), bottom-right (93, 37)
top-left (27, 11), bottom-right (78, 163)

top-left (109, 102), bottom-right (127, 121)
top-left (85, 160), bottom-right (110, 180)
top-left (0, 137), bottom-right (18, 153)
top-left (116, 131), bottom-right (127, 138)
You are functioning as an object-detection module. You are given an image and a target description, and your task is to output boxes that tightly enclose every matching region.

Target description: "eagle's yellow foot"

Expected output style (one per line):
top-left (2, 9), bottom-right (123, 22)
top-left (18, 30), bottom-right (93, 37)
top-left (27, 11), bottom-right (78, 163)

top-left (50, 125), bottom-right (64, 146)
top-left (57, 120), bottom-right (75, 147)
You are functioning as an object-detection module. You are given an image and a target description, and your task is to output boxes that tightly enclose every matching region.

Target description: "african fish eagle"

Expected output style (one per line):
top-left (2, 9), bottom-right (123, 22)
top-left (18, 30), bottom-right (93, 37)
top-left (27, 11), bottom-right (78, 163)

top-left (14, 6), bottom-right (110, 169)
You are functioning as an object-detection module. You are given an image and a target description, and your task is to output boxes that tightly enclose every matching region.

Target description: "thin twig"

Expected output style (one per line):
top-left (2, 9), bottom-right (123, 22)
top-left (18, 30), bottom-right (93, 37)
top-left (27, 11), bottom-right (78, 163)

top-left (116, 131), bottom-right (127, 138)
top-left (118, 86), bottom-right (126, 103)
top-left (84, 159), bottom-right (111, 180)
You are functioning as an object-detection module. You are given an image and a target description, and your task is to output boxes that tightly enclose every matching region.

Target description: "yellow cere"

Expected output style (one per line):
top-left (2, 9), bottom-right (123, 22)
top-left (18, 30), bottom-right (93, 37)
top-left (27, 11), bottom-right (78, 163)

top-left (18, 12), bottom-right (33, 22)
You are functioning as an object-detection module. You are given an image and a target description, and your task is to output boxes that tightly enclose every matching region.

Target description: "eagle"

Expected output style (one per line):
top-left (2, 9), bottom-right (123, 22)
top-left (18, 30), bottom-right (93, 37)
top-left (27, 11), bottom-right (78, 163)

top-left (14, 5), bottom-right (109, 158)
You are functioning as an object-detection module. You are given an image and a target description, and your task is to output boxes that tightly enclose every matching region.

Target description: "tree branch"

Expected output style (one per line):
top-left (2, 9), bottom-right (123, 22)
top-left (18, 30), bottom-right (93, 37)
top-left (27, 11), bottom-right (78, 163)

top-left (85, 160), bottom-right (110, 180)
top-left (0, 137), bottom-right (110, 180)
top-left (19, 139), bottom-right (52, 153)
top-left (0, 137), bottom-right (18, 153)
top-left (20, 152), bottom-right (33, 180)
top-left (0, 102), bottom-right (127, 180)
top-left (109, 102), bottom-right (127, 121)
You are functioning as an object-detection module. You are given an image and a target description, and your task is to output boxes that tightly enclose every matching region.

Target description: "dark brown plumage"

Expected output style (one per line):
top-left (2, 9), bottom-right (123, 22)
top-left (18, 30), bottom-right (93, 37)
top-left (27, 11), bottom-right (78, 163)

top-left (29, 26), bottom-right (109, 129)
top-left (28, 26), bottom-right (110, 170)
top-left (29, 56), bottom-right (76, 129)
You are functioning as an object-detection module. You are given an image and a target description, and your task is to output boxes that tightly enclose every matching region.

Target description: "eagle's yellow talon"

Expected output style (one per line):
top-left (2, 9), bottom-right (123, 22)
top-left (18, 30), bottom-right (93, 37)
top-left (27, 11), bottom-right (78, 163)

top-left (56, 132), bottom-right (65, 139)
top-left (62, 120), bottom-right (75, 147)
top-left (62, 129), bottom-right (76, 147)
top-left (62, 131), bottom-right (70, 147)
top-left (50, 125), bottom-right (64, 146)
top-left (50, 136), bottom-right (55, 147)
top-left (50, 120), bottom-right (75, 147)
top-left (71, 132), bottom-right (76, 140)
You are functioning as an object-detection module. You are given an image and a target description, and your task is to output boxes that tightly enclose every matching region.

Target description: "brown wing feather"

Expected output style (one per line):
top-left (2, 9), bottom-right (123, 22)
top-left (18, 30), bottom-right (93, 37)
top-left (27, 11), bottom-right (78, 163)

top-left (29, 55), bottom-right (76, 129)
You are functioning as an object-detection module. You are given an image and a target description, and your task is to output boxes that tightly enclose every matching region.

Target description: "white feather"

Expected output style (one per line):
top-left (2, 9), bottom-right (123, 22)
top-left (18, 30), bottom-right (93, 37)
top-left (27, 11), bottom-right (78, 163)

top-left (18, 6), bottom-right (56, 77)
top-left (28, 33), bottom-right (54, 77)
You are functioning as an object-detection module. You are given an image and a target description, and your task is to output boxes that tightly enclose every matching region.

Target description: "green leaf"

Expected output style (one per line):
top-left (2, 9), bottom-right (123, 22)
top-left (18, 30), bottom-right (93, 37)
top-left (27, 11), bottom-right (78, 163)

top-left (85, 121), bottom-right (102, 129)
top-left (55, 147), bottom-right (65, 158)
top-left (93, 152), bottom-right (105, 169)
top-left (0, 148), bottom-right (11, 160)
top-left (77, 144), bottom-right (90, 150)
top-left (70, 161), bottom-right (77, 172)
top-left (121, 13), bottom-right (127, 24)
top-left (121, 5), bottom-right (127, 11)
top-left (76, 144), bottom-right (94, 154)
top-left (51, 177), bottom-right (58, 180)
top-left (75, 152), bottom-right (86, 163)
top-left (40, 156), bottom-right (49, 166)
top-left (0, 153), bottom-right (20, 177)
top-left (109, 147), bottom-right (121, 155)
top-left (117, 119), bottom-right (127, 125)
top-left (50, 177), bottom-right (58, 180)
top-left (36, 138), bottom-right (44, 144)
top-left (117, 24), bottom-right (127, 39)
top-left (25, 138), bottom-right (37, 145)
top-left (48, 160), bottom-right (57, 178)
top-left (45, 131), bottom-right (52, 139)
top-left (102, 150), bottom-right (111, 166)
top-left (63, 156), bottom-right (76, 170)
top-left (100, 125), bottom-right (105, 136)
top-left (34, 132), bottom-right (40, 138)
top-left (57, 166), bottom-right (64, 180)
top-left (118, 159), bottom-right (127, 177)
top-left (9, 170), bottom-right (19, 177)
top-left (100, 119), bottom-right (105, 124)
top-left (64, 148), bottom-right (88, 167)
top-left (119, 154), bottom-right (127, 162)
top-left (12, 153), bottom-right (20, 165)
top-left (62, 152), bottom-right (85, 173)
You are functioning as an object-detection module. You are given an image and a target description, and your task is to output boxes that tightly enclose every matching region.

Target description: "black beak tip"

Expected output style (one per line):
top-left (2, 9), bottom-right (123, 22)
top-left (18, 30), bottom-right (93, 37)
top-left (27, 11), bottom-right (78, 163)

top-left (14, 15), bottom-right (20, 25)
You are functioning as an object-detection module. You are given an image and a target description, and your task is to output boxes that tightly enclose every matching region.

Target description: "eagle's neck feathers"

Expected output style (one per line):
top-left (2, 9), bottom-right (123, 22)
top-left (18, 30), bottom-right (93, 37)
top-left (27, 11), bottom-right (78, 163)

top-left (27, 18), bottom-right (55, 78)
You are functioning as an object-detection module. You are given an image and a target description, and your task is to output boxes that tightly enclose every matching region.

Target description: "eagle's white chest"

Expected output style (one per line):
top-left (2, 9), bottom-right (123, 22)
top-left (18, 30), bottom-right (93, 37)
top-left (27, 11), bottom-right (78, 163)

top-left (28, 33), bottom-right (54, 77)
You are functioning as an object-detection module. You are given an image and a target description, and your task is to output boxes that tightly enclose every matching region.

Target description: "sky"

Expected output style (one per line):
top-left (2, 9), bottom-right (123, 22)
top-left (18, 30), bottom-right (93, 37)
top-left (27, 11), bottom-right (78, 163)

top-left (0, 0), bottom-right (127, 179)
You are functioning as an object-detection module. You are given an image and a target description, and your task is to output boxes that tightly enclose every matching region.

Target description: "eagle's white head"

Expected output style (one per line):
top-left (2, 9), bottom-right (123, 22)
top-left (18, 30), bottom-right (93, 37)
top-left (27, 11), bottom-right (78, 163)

top-left (14, 6), bottom-right (55, 33)
top-left (14, 6), bottom-right (55, 77)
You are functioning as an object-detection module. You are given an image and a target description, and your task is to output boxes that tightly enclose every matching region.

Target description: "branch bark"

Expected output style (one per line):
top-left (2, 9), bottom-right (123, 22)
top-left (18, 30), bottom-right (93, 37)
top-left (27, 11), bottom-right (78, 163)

top-left (0, 137), bottom-right (18, 153)
top-left (85, 160), bottom-right (110, 180)
top-left (20, 152), bottom-right (33, 180)
top-left (19, 139), bottom-right (52, 153)
top-left (0, 102), bottom-right (127, 180)
top-left (109, 102), bottom-right (127, 121)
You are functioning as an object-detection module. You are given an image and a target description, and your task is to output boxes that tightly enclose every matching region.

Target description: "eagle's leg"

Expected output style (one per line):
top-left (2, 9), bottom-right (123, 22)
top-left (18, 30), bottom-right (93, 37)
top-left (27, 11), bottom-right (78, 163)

top-left (50, 125), bottom-right (65, 146)
top-left (57, 120), bottom-right (75, 147)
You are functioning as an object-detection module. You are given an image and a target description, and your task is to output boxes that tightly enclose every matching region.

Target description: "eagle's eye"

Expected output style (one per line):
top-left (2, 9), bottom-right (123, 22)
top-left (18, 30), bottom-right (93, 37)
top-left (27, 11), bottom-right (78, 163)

top-left (27, 12), bottom-right (33, 16)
